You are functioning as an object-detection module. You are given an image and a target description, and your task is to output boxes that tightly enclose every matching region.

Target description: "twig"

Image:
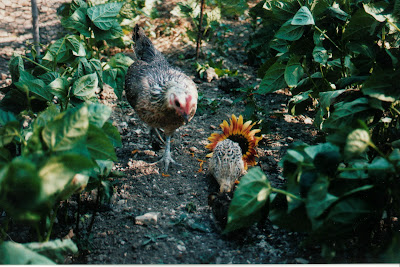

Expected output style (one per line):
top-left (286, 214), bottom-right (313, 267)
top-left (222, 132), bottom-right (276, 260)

top-left (196, 0), bottom-right (205, 59)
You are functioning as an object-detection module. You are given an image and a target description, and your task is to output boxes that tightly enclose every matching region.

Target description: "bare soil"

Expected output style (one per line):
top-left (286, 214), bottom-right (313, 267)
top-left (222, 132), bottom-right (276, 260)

top-left (0, 2), bottom-right (362, 264)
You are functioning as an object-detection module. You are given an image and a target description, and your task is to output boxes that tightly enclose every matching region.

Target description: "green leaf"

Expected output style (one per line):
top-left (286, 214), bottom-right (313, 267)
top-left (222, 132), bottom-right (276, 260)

top-left (89, 59), bottom-right (104, 89)
top-left (0, 157), bottom-right (42, 215)
top-left (291, 6), bottom-right (314, 25)
top-left (288, 90), bottom-right (312, 115)
top-left (42, 105), bottom-right (89, 152)
top-left (87, 2), bottom-right (123, 30)
top-left (363, 1), bottom-right (388, 22)
top-left (0, 241), bottom-right (55, 264)
top-left (102, 121), bottom-right (122, 147)
top-left (15, 71), bottom-right (53, 101)
top-left (86, 125), bottom-right (117, 161)
top-left (66, 35), bottom-right (86, 57)
top-left (275, 19), bottom-right (305, 41)
top-left (313, 46), bottom-right (328, 65)
top-left (327, 6), bottom-right (349, 21)
top-left (323, 98), bottom-right (371, 130)
top-left (362, 71), bottom-right (398, 102)
top-left (45, 77), bottom-right (70, 102)
top-left (107, 53), bottom-right (134, 70)
top-left (343, 9), bottom-right (377, 40)
top-left (306, 176), bottom-right (338, 229)
top-left (23, 239), bottom-right (78, 263)
top-left (0, 109), bottom-right (17, 126)
top-left (34, 105), bottom-right (61, 128)
top-left (39, 154), bottom-right (94, 198)
top-left (8, 54), bottom-right (24, 82)
top-left (224, 167), bottom-right (270, 233)
top-left (93, 20), bottom-right (124, 40)
top-left (39, 72), bottom-right (61, 84)
top-left (61, 7), bottom-right (91, 37)
top-left (87, 103), bottom-right (111, 128)
top-left (0, 121), bottom-right (20, 147)
top-left (285, 55), bottom-right (304, 87)
top-left (344, 129), bottom-right (370, 159)
top-left (258, 62), bottom-right (286, 94)
top-left (42, 37), bottom-right (71, 63)
top-left (72, 73), bottom-right (98, 99)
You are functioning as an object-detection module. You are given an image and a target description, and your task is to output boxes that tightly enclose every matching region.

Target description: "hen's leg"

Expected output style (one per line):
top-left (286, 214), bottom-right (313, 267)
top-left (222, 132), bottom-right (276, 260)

top-left (150, 135), bottom-right (181, 172)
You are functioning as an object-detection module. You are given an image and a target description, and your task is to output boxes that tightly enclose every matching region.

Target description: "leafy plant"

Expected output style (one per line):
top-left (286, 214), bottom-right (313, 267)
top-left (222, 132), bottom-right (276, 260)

top-left (0, 0), bottom-right (131, 257)
top-left (226, 0), bottom-right (400, 261)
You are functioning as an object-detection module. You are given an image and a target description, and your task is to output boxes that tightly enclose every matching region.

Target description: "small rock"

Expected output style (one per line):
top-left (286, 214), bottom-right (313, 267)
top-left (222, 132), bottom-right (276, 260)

top-left (304, 117), bottom-right (313, 124)
top-left (210, 125), bottom-right (217, 130)
top-left (295, 258), bottom-right (309, 264)
top-left (1, 73), bottom-right (7, 80)
top-left (189, 146), bottom-right (198, 153)
top-left (204, 67), bottom-right (218, 83)
top-left (177, 244), bottom-right (186, 252)
top-left (135, 212), bottom-right (160, 225)
top-left (120, 240), bottom-right (126, 245)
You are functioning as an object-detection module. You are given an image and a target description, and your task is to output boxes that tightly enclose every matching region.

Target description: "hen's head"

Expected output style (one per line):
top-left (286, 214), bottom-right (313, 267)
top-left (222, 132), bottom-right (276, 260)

top-left (166, 81), bottom-right (197, 124)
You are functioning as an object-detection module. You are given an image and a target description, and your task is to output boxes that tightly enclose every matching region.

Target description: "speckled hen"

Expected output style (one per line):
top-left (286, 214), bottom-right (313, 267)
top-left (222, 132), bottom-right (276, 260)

top-left (125, 25), bottom-right (198, 172)
top-left (209, 139), bottom-right (246, 192)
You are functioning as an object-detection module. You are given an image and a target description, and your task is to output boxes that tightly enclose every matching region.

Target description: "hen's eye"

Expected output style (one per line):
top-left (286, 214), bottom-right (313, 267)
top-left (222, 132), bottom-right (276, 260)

top-left (175, 100), bottom-right (180, 107)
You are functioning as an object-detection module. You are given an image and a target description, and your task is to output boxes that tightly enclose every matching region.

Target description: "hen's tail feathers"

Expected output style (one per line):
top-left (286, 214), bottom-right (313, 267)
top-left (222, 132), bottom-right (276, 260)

top-left (132, 24), bottom-right (163, 63)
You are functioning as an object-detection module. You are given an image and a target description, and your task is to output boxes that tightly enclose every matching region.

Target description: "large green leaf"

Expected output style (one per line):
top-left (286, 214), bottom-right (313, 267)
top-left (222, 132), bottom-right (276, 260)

top-left (61, 7), bottom-right (91, 37)
top-left (291, 6), bottom-right (314, 25)
top-left (0, 121), bottom-right (19, 147)
top-left (8, 54), bottom-right (24, 82)
top-left (0, 157), bottom-right (42, 215)
top-left (313, 46), bottom-right (328, 64)
top-left (42, 37), bottom-right (71, 63)
top-left (102, 121), bottom-right (122, 147)
top-left (275, 19), bottom-right (304, 41)
top-left (93, 20), bottom-right (124, 40)
top-left (224, 167), bottom-right (270, 233)
top-left (0, 241), bottom-right (55, 264)
top-left (343, 9), bottom-right (377, 40)
top-left (258, 62), bottom-right (286, 94)
top-left (323, 98), bottom-right (371, 129)
top-left (39, 154), bottom-right (94, 198)
top-left (363, 1), bottom-right (388, 22)
top-left (45, 77), bottom-right (70, 102)
top-left (285, 55), bottom-right (304, 87)
top-left (42, 105), bottom-right (89, 152)
top-left (0, 109), bottom-right (17, 126)
top-left (86, 124), bottom-right (117, 161)
top-left (87, 103), bottom-right (111, 128)
top-left (23, 239), bottom-right (78, 263)
top-left (362, 71), bottom-right (399, 102)
top-left (66, 35), bottom-right (86, 57)
top-left (87, 2), bottom-right (123, 30)
top-left (15, 71), bottom-right (53, 101)
top-left (71, 73), bottom-right (98, 99)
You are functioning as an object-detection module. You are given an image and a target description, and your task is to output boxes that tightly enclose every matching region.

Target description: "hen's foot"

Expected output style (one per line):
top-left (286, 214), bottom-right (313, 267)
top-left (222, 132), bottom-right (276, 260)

top-left (149, 135), bottom-right (181, 173)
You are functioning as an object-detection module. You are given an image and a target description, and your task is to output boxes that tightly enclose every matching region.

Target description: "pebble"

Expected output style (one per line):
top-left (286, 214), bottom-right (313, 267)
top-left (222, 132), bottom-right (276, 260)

top-left (295, 258), bottom-right (309, 264)
top-left (177, 244), bottom-right (186, 252)
top-left (189, 146), bottom-right (198, 153)
top-left (135, 212), bottom-right (160, 225)
top-left (304, 117), bottom-right (313, 124)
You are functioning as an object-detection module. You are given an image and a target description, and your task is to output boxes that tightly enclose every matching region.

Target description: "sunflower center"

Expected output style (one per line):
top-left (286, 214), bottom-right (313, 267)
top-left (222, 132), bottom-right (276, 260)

top-left (228, 134), bottom-right (249, 155)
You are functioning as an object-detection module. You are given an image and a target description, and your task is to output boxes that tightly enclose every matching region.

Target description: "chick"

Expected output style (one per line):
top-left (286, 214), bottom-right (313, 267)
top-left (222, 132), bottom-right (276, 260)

top-left (208, 139), bottom-right (246, 192)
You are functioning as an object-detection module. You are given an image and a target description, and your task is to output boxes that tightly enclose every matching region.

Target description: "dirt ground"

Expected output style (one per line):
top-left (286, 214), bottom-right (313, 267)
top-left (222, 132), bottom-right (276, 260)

top-left (0, 1), bottom-right (366, 264)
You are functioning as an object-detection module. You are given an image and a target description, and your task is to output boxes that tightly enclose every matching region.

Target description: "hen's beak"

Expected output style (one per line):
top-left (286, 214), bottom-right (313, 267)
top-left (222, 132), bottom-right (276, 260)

top-left (183, 114), bottom-right (189, 124)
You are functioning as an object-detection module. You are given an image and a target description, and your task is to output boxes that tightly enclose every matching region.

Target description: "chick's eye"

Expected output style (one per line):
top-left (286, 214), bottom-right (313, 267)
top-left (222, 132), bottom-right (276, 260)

top-left (175, 100), bottom-right (180, 107)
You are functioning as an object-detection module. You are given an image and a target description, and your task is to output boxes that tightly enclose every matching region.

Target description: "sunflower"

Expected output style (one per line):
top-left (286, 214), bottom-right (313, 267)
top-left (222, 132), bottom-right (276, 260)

top-left (206, 114), bottom-right (263, 169)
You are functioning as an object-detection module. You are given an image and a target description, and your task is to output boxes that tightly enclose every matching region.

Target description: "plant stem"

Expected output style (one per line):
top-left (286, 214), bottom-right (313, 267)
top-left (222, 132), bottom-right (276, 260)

top-left (21, 55), bottom-right (52, 72)
top-left (87, 185), bottom-right (101, 235)
top-left (271, 188), bottom-right (303, 201)
top-left (75, 194), bottom-right (81, 240)
top-left (314, 25), bottom-right (342, 52)
top-left (45, 205), bottom-right (60, 242)
top-left (196, 0), bottom-right (205, 59)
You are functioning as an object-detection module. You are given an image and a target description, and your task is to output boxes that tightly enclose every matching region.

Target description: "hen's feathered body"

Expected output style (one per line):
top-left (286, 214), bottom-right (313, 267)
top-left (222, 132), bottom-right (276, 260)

top-left (209, 139), bottom-right (246, 192)
top-left (125, 25), bottom-right (198, 171)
